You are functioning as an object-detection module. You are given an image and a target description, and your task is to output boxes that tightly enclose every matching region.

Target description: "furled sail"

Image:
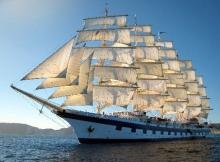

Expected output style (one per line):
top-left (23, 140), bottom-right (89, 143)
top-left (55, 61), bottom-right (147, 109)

top-left (136, 62), bottom-right (163, 77)
top-left (22, 38), bottom-right (75, 80)
top-left (167, 87), bottom-right (187, 100)
top-left (187, 94), bottom-right (201, 106)
top-left (93, 86), bottom-right (135, 108)
top-left (185, 82), bottom-right (199, 94)
top-left (159, 49), bottom-right (177, 60)
top-left (137, 79), bottom-right (167, 94)
top-left (84, 15), bottom-right (127, 29)
top-left (132, 94), bottom-right (164, 111)
top-left (155, 41), bottom-right (173, 49)
top-left (63, 93), bottom-right (92, 106)
top-left (76, 28), bottom-right (131, 44)
top-left (135, 46), bottom-right (159, 61)
top-left (94, 66), bottom-right (137, 84)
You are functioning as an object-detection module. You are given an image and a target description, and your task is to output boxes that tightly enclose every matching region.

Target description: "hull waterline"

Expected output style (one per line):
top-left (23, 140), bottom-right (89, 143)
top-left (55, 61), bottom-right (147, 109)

top-left (57, 111), bottom-right (210, 144)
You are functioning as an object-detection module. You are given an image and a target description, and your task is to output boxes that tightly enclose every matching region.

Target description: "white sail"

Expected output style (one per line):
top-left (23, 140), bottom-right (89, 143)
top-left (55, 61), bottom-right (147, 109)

top-left (37, 77), bottom-right (78, 89)
top-left (50, 86), bottom-right (84, 98)
top-left (164, 73), bottom-right (184, 86)
top-left (87, 67), bottom-right (95, 93)
top-left (163, 101), bottom-right (187, 114)
top-left (77, 28), bottom-right (131, 44)
top-left (180, 60), bottom-right (193, 70)
top-left (167, 87), bottom-right (187, 100)
top-left (187, 94), bottom-right (201, 106)
top-left (132, 94), bottom-right (164, 110)
top-left (66, 48), bottom-right (87, 80)
top-left (196, 76), bottom-right (204, 86)
top-left (49, 56), bottom-right (92, 98)
top-left (112, 42), bottom-right (129, 47)
top-left (185, 82), bottom-right (199, 94)
top-left (90, 47), bottom-right (134, 65)
top-left (183, 70), bottom-right (196, 81)
top-left (135, 46), bottom-right (159, 61)
top-left (201, 98), bottom-right (210, 107)
top-left (199, 109), bottom-right (209, 119)
top-left (183, 106), bottom-right (201, 119)
top-left (198, 87), bottom-right (207, 97)
top-left (136, 62), bottom-right (163, 77)
top-left (155, 41), bottom-right (173, 48)
top-left (84, 15), bottom-right (127, 29)
top-left (94, 66), bottom-right (137, 84)
top-left (162, 60), bottom-right (180, 72)
top-left (159, 49), bottom-right (177, 60)
top-left (22, 38), bottom-right (75, 80)
top-left (137, 79), bottom-right (167, 94)
top-left (93, 86), bottom-right (135, 108)
top-left (130, 35), bottom-right (155, 45)
top-left (130, 25), bottom-right (152, 33)
top-left (37, 48), bottom-right (84, 89)
top-left (63, 93), bottom-right (92, 106)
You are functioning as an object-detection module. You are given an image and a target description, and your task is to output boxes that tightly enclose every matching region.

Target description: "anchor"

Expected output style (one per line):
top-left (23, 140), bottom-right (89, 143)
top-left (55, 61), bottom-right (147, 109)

top-left (87, 125), bottom-right (95, 133)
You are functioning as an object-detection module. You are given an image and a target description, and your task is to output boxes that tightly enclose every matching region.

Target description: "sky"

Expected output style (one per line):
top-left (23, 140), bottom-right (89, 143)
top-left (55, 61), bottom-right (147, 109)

top-left (0, 0), bottom-right (220, 130)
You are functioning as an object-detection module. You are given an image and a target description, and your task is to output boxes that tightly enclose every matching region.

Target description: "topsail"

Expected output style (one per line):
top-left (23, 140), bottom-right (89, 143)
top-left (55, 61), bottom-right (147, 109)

top-left (76, 28), bottom-right (131, 45)
top-left (83, 15), bottom-right (127, 29)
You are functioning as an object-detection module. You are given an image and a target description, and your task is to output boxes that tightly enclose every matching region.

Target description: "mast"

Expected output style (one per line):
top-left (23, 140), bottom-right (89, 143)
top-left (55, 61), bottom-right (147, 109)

top-left (134, 14), bottom-right (137, 46)
top-left (105, 2), bottom-right (109, 17)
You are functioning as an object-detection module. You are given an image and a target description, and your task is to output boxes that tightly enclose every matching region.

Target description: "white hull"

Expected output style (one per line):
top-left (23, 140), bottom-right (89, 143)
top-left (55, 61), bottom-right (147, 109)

top-left (58, 111), bottom-right (210, 143)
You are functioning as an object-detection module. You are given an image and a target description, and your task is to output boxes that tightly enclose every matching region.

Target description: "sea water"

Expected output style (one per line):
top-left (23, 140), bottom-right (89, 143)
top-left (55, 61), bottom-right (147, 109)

top-left (0, 135), bottom-right (220, 162)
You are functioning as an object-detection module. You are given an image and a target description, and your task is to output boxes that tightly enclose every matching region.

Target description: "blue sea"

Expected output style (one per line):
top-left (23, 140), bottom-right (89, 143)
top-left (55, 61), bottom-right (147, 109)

top-left (0, 135), bottom-right (220, 162)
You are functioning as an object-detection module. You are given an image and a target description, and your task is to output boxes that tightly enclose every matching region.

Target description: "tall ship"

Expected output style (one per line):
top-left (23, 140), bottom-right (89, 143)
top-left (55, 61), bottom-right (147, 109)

top-left (11, 7), bottom-right (212, 143)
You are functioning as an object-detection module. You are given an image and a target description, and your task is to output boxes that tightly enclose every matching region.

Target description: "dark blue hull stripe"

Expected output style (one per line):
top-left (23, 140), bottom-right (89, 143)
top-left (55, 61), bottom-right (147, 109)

top-left (78, 137), bottom-right (206, 144)
top-left (57, 111), bottom-right (209, 134)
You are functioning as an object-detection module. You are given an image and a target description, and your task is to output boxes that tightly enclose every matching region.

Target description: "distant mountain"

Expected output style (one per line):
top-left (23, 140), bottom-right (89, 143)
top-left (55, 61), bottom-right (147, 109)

top-left (0, 123), bottom-right (73, 136)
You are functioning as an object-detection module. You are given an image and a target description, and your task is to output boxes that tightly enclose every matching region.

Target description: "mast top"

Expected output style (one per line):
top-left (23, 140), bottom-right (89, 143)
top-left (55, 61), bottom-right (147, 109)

top-left (134, 14), bottom-right (137, 26)
top-left (105, 2), bottom-right (109, 16)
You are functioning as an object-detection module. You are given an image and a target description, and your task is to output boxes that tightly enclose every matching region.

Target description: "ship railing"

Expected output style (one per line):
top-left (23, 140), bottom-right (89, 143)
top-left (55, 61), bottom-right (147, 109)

top-left (73, 110), bottom-right (195, 129)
